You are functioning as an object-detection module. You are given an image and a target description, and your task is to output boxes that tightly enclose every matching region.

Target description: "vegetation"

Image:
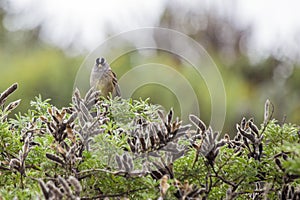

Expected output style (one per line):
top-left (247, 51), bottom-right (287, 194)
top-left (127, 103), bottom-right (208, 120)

top-left (1, 83), bottom-right (300, 199)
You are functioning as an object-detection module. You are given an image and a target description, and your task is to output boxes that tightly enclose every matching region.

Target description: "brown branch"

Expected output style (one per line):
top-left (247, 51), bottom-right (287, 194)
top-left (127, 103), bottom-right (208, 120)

top-left (211, 165), bottom-right (236, 188)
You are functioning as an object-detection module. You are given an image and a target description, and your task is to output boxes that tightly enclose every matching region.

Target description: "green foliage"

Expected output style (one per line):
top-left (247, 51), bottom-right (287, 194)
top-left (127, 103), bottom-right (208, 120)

top-left (1, 84), bottom-right (300, 199)
top-left (282, 142), bottom-right (300, 175)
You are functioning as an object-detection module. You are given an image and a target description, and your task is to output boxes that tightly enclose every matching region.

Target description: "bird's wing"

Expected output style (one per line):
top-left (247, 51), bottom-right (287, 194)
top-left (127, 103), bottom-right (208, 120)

top-left (111, 70), bottom-right (121, 97)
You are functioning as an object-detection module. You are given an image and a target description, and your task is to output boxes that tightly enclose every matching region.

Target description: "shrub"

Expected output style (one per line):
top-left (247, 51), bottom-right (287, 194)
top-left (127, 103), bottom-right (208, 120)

top-left (0, 83), bottom-right (299, 199)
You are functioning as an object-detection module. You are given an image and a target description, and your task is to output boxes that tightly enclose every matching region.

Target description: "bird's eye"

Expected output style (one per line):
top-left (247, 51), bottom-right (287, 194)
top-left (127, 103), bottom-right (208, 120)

top-left (100, 57), bottom-right (105, 64)
top-left (96, 58), bottom-right (100, 65)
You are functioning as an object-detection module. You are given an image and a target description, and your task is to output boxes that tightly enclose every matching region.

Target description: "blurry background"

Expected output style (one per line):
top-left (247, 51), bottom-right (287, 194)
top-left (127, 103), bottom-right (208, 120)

top-left (0, 0), bottom-right (299, 134)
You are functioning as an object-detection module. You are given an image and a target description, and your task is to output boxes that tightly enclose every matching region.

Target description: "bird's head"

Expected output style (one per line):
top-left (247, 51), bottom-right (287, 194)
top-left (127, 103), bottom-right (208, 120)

top-left (95, 57), bottom-right (109, 69)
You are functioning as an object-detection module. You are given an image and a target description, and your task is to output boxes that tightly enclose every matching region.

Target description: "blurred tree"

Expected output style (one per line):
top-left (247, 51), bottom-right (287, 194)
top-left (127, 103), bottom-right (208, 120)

top-left (0, 10), bottom-right (82, 114)
top-left (154, 2), bottom-right (300, 134)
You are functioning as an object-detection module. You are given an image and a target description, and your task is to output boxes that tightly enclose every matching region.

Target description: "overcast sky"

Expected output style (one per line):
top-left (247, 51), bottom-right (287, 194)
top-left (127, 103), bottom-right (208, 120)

top-left (1, 0), bottom-right (300, 61)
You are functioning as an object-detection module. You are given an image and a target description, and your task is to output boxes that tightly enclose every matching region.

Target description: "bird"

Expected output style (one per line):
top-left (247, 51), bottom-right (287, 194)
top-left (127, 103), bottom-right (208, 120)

top-left (90, 57), bottom-right (121, 98)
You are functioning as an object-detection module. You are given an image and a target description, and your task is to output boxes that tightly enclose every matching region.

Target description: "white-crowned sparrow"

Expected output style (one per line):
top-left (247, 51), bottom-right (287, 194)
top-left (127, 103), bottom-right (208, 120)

top-left (90, 57), bottom-right (121, 98)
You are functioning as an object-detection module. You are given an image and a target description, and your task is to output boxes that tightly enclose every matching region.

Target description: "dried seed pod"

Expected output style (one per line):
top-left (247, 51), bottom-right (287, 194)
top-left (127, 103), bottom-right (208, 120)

top-left (115, 155), bottom-right (123, 170)
top-left (264, 99), bottom-right (273, 124)
top-left (224, 134), bottom-right (230, 141)
top-left (151, 170), bottom-right (163, 180)
top-left (56, 109), bottom-right (65, 122)
top-left (167, 109), bottom-right (173, 125)
top-left (84, 87), bottom-right (96, 102)
top-left (123, 152), bottom-right (129, 163)
top-left (249, 120), bottom-right (259, 136)
top-left (157, 110), bottom-right (165, 121)
top-left (22, 136), bottom-right (30, 157)
top-left (9, 158), bottom-right (21, 170)
top-left (38, 179), bottom-right (49, 199)
top-left (171, 124), bottom-right (191, 141)
top-left (4, 99), bottom-right (21, 113)
top-left (40, 115), bottom-right (48, 122)
top-left (149, 135), bottom-right (156, 147)
top-left (46, 153), bottom-right (64, 166)
top-left (58, 176), bottom-right (72, 196)
top-left (46, 181), bottom-right (63, 199)
top-left (0, 83), bottom-right (18, 106)
top-left (121, 153), bottom-right (133, 172)
top-left (174, 179), bottom-right (204, 199)
top-left (157, 130), bottom-right (165, 143)
top-left (160, 175), bottom-right (170, 198)
top-left (66, 125), bottom-right (76, 143)
top-left (67, 112), bottom-right (77, 124)
top-left (123, 159), bottom-right (131, 172)
top-left (79, 102), bottom-right (92, 122)
top-left (282, 153), bottom-right (288, 160)
top-left (237, 125), bottom-right (256, 144)
top-left (127, 155), bottom-right (134, 172)
top-left (68, 176), bottom-right (82, 195)
top-left (240, 117), bottom-right (247, 129)
top-left (189, 114), bottom-right (206, 133)
top-left (139, 137), bottom-right (147, 151)
top-left (258, 143), bottom-right (263, 157)
top-left (275, 158), bottom-right (284, 171)
top-left (127, 138), bottom-right (136, 152)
